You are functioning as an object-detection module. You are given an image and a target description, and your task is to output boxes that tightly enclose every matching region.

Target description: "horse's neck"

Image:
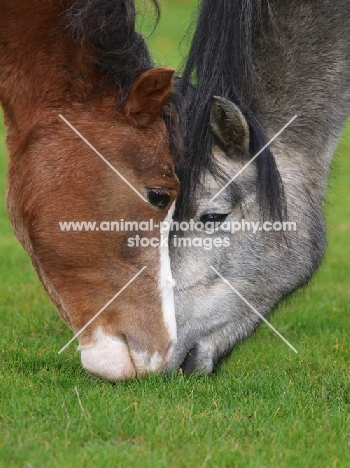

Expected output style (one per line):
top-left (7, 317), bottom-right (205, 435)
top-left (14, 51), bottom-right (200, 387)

top-left (252, 0), bottom-right (350, 170)
top-left (0, 1), bottom-right (96, 134)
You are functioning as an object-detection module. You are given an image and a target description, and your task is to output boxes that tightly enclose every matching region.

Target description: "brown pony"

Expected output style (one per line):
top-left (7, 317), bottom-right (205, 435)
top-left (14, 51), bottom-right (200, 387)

top-left (0, 0), bottom-right (180, 380)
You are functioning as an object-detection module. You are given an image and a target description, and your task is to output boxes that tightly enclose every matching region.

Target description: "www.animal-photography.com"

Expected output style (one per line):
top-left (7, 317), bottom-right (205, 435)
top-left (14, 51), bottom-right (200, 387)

top-left (1, 0), bottom-right (349, 467)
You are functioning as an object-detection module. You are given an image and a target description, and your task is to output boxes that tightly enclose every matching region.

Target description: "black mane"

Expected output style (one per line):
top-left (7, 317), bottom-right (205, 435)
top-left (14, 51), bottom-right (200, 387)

top-left (66, 0), bottom-right (159, 97)
top-left (176, 0), bottom-right (285, 221)
top-left (66, 0), bottom-right (184, 173)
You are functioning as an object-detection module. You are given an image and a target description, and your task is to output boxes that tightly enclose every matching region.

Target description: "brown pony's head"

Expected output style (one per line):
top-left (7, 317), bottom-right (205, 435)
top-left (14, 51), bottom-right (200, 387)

top-left (7, 67), bottom-right (180, 381)
top-left (2, 0), bottom-right (182, 381)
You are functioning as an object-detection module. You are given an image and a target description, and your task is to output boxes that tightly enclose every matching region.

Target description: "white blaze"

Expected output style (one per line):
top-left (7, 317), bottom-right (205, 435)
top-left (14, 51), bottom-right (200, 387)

top-left (159, 201), bottom-right (177, 346)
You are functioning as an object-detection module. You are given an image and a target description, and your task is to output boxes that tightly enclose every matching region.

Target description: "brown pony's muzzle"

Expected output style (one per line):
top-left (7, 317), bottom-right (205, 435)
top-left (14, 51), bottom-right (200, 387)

top-left (78, 328), bottom-right (176, 381)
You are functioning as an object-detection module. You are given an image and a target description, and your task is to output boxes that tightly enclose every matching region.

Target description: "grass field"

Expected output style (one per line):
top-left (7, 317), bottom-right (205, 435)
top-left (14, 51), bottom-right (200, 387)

top-left (1, 1), bottom-right (349, 467)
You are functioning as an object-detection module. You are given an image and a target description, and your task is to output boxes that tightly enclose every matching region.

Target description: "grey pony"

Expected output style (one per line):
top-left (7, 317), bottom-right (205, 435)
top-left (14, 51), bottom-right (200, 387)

top-left (167, 0), bottom-right (350, 373)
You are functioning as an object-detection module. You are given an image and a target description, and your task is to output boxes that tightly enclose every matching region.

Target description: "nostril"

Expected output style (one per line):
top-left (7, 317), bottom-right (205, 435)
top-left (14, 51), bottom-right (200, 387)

top-left (111, 334), bottom-right (127, 344)
top-left (128, 340), bottom-right (176, 375)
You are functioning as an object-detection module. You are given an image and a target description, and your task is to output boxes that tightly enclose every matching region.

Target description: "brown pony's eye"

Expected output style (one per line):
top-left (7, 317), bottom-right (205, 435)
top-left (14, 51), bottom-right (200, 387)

top-left (147, 189), bottom-right (171, 209)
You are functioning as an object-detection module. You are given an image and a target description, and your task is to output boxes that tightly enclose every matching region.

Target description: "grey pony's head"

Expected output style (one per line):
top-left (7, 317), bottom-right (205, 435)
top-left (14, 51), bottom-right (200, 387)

top-left (167, 92), bottom-right (326, 374)
top-left (167, 96), bottom-right (277, 374)
top-left (165, 0), bottom-right (350, 374)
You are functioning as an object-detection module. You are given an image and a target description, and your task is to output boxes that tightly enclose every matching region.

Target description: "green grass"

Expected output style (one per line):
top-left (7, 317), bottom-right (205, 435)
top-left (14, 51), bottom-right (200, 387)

top-left (1, 1), bottom-right (350, 467)
top-left (136, 0), bottom-right (196, 68)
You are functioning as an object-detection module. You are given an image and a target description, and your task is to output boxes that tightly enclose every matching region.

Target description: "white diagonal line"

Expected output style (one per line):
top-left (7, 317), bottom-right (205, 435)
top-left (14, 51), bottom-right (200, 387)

top-left (209, 115), bottom-right (298, 203)
top-left (210, 267), bottom-right (298, 354)
top-left (59, 114), bottom-right (148, 203)
top-left (74, 386), bottom-right (85, 414)
top-left (58, 266), bottom-right (147, 354)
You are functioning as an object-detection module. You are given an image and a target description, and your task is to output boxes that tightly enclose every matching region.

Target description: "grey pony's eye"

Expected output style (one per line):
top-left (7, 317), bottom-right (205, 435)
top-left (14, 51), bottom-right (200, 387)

top-left (200, 213), bottom-right (228, 225)
top-left (147, 189), bottom-right (171, 209)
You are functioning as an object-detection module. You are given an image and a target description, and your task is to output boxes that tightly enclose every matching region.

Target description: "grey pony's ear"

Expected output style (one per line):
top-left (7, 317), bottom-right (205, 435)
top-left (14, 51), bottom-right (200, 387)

top-left (210, 96), bottom-right (250, 152)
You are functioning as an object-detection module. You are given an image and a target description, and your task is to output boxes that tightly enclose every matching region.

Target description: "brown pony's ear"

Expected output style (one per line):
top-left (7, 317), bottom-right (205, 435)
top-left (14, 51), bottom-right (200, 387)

top-left (123, 67), bottom-right (175, 128)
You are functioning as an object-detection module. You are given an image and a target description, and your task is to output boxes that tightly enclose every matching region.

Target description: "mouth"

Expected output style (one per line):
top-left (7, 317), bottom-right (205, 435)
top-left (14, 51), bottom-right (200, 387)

top-left (79, 330), bottom-right (176, 382)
